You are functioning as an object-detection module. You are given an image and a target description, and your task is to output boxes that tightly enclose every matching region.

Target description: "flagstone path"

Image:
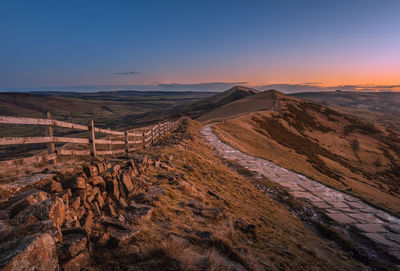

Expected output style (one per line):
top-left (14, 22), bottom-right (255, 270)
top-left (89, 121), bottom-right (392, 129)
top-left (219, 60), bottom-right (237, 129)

top-left (201, 125), bottom-right (400, 260)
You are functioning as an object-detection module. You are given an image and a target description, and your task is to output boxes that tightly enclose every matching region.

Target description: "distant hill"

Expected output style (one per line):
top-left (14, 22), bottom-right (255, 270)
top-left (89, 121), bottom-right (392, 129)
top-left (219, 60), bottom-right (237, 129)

top-left (117, 86), bottom-right (260, 128)
top-left (291, 91), bottom-right (400, 130)
top-left (213, 91), bottom-right (400, 216)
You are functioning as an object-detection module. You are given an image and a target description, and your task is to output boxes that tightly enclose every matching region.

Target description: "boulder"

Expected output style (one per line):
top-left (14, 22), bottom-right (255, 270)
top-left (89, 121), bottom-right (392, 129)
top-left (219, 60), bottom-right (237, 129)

top-left (57, 234), bottom-right (87, 261)
top-left (0, 174), bottom-right (55, 198)
top-left (106, 179), bottom-right (120, 200)
top-left (0, 233), bottom-right (58, 271)
top-left (19, 220), bottom-right (63, 243)
top-left (80, 210), bottom-right (94, 234)
top-left (62, 250), bottom-right (90, 271)
top-left (83, 164), bottom-right (98, 177)
top-left (16, 196), bottom-right (66, 228)
top-left (63, 176), bottom-right (86, 190)
top-left (69, 197), bottom-right (81, 211)
top-left (126, 203), bottom-right (153, 223)
top-left (88, 176), bottom-right (103, 186)
top-left (7, 190), bottom-right (49, 218)
top-left (120, 172), bottom-right (134, 193)
top-left (48, 180), bottom-right (64, 193)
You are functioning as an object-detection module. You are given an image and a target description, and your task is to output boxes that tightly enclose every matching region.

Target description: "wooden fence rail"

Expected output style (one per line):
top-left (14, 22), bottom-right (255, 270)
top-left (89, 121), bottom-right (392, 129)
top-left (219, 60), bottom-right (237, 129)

top-left (0, 112), bottom-right (180, 169)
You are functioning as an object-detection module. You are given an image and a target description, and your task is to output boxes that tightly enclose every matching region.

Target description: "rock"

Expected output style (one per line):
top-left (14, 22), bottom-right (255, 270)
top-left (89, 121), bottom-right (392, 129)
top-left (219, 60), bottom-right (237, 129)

top-left (132, 185), bottom-right (164, 205)
top-left (81, 210), bottom-right (94, 234)
top-left (184, 200), bottom-right (205, 209)
top-left (101, 217), bottom-right (131, 231)
top-left (195, 231), bottom-right (212, 239)
top-left (126, 203), bottom-right (153, 223)
top-left (7, 190), bottom-right (49, 218)
top-left (105, 203), bottom-right (118, 217)
top-left (108, 230), bottom-right (139, 248)
top-left (20, 220), bottom-right (63, 243)
top-left (96, 162), bottom-right (105, 174)
top-left (84, 164), bottom-right (98, 177)
top-left (88, 176), bottom-right (103, 186)
top-left (92, 202), bottom-right (102, 216)
top-left (110, 164), bottom-right (121, 176)
top-left (16, 196), bottom-right (66, 228)
top-left (120, 173), bottom-right (134, 193)
top-left (48, 180), bottom-right (64, 193)
top-left (234, 219), bottom-right (256, 234)
top-left (70, 197), bottom-right (81, 211)
top-left (96, 194), bottom-right (104, 208)
top-left (63, 176), bottom-right (86, 190)
top-left (57, 234), bottom-right (87, 261)
top-left (0, 174), bottom-right (55, 198)
top-left (0, 220), bottom-right (14, 243)
top-left (207, 190), bottom-right (221, 200)
top-left (183, 164), bottom-right (194, 171)
top-left (62, 250), bottom-right (90, 271)
top-left (0, 233), bottom-right (58, 271)
top-left (197, 208), bottom-right (224, 220)
top-left (119, 197), bottom-right (128, 209)
top-left (106, 178), bottom-right (120, 200)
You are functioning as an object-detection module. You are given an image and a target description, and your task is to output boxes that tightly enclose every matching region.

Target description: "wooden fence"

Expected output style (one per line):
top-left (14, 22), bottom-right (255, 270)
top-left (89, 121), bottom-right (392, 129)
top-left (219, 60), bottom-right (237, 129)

top-left (0, 113), bottom-right (180, 169)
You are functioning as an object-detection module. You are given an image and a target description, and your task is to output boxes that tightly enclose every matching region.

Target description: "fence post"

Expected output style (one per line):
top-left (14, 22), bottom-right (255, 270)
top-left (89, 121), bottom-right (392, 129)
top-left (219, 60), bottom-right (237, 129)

top-left (142, 131), bottom-right (145, 149)
top-left (124, 130), bottom-right (129, 154)
top-left (151, 126), bottom-right (154, 145)
top-left (107, 129), bottom-right (112, 152)
top-left (164, 122), bottom-right (166, 135)
top-left (44, 112), bottom-right (56, 164)
top-left (158, 122), bottom-right (161, 139)
top-left (90, 120), bottom-right (97, 157)
top-left (132, 134), bottom-right (135, 150)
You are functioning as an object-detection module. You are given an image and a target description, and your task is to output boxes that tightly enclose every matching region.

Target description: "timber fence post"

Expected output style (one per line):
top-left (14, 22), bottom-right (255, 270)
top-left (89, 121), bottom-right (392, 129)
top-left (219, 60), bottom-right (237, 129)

top-left (124, 130), bottom-right (129, 154)
top-left (142, 131), bottom-right (145, 149)
top-left (44, 112), bottom-right (56, 164)
top-left (90, 120), bottom-right (97, 157)
top-left (107, 129), bottom-right (112, 152)
top-left (151, 126), bottom-right (154, 145)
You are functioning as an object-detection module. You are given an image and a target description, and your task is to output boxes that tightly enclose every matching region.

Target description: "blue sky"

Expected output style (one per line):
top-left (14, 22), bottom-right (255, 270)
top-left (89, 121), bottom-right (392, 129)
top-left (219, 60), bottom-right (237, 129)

top-left (1, 0), bottom-right (400, 92)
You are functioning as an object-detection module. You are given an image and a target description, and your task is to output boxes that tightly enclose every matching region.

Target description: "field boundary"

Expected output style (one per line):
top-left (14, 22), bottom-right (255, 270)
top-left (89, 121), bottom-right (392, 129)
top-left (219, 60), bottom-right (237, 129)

top-left (0, 113), bottom-right (180, 168)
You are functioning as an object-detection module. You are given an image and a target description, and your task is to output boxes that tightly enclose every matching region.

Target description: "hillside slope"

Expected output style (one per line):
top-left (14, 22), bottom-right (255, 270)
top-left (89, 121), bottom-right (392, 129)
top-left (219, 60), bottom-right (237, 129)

top-left (212, 92), bottom-right (400, 216)
top-left (291, 91), bottom-right (400, 131)
top-left (117, 86), bottom-right (260, 128)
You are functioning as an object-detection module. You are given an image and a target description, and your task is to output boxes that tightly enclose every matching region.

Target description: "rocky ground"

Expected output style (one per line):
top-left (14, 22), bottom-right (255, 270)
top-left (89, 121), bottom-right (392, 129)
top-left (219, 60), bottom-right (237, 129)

top-left (1, 118), bottom-right (398, 270)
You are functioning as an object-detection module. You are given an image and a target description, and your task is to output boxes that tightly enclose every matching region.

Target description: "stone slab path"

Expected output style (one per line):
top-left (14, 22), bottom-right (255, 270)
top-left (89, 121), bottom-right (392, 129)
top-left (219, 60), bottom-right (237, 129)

top-left (201, 125), bottom-right (400, 260)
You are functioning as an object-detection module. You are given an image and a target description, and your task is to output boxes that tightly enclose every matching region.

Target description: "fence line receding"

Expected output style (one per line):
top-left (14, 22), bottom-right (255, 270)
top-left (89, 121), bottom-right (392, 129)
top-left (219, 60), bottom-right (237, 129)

top-left (0, 113), bottom-right (180, 169)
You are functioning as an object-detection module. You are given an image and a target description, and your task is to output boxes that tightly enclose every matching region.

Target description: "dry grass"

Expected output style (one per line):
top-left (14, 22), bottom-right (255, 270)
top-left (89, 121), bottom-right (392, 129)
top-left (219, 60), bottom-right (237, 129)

top-left (212, 97), bottom-right (400, 216)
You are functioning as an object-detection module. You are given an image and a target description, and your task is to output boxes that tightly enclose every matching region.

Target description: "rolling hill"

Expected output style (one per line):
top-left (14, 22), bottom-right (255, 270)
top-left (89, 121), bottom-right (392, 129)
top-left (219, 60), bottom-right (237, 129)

top-left (291, 91), bottom-right (400, 131)
top-left (211, 90), bottom-right (400, 216)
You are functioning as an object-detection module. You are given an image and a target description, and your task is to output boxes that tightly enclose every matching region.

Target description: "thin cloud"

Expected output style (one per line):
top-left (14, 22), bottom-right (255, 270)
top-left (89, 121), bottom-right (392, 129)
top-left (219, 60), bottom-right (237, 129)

top-left (256, 83), bottom-right (400, 93)
top-left (114, 72), bottom-right (140, 75)
top-left (157, 82), bottom-right (248, 91)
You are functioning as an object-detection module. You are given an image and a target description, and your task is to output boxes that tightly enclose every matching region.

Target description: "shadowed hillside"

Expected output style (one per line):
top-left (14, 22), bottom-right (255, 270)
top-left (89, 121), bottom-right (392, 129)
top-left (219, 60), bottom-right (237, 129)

top-left (212, 91), bottom-right (400, 216)
top-left (291, 91), bottom-right (400, 131)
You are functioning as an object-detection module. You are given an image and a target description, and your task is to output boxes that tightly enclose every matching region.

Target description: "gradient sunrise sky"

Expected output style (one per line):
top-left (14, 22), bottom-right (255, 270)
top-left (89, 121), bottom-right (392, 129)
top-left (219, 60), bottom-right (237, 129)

top-left (1, 0), bottom-right (399, 92)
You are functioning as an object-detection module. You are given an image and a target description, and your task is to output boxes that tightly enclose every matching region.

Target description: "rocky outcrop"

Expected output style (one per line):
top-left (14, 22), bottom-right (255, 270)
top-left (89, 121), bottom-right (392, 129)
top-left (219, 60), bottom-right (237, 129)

top-left (0, 154), bottom-right (167, 270)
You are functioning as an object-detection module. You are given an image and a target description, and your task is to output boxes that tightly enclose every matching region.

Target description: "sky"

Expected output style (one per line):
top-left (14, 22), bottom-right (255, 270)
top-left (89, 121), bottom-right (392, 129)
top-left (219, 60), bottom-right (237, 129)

top-left (1, 0), bottom-right (400, 92)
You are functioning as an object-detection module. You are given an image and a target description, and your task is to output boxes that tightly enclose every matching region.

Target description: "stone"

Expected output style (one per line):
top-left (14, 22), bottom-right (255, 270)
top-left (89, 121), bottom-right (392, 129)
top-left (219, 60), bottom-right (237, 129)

top-left (106, 178), bottom-right (120, 200)
top-left (110, 164), bottom-right (121, 176)
top-left (57, 234), bottom-right (87, 261)
top-left (195, 231), bottom-right (212, 239)
top-left (105, 203), bottom-right (118, 217)
top-left (96, 194), bottom-right (104, 208)
top-left (96, 162), bottom-right (105, 174)
top-left (88, 176), bottom-right (103, 186)
top-left (0, 220), bottom-right (14, 243)
top-left (63, 176), bottom-right (86, 190)
top-left (0, 174), bottom-right (55, 198)
top-left (81, 210), bottom-right (94, 234)
top-left (48, 180), bottom-right (64, 193)
top-left (16, 196), bottom-right (66, 228)
top-left (325, 213), bottom-right (356, 224)
top-left (101, 217), bottom-right (132, 231)
top-left (120, 172), bottom-right (134, 193)
top-left (363, 232), bottom-right (398, 248)
top-left (62, 250), bottom-right (90, 271)
top-left (354, 223), bottom-right (387, 233)
top-left (7, 190), bottom-right (49, 218)
top-left (20, 220), bottom-right (63, 243)
top-left (126, 203), bottom-right (153, 223)
top-left (207, 190), bottom-right (221, 200)
top-left (199, 208), bottom-right (224, 220)
top-left (234, 219), bottom-right (256, 234)
top-left (0, 233), bottom-right (58, 271)
top-left (83, 164), bottom-right (98, 177)
top-left (119, 197), bottom-right (128, 208)
top-left (70, 197), bottom-right (81, 211)
top-left (108, 230), bottom-right (139, 248)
